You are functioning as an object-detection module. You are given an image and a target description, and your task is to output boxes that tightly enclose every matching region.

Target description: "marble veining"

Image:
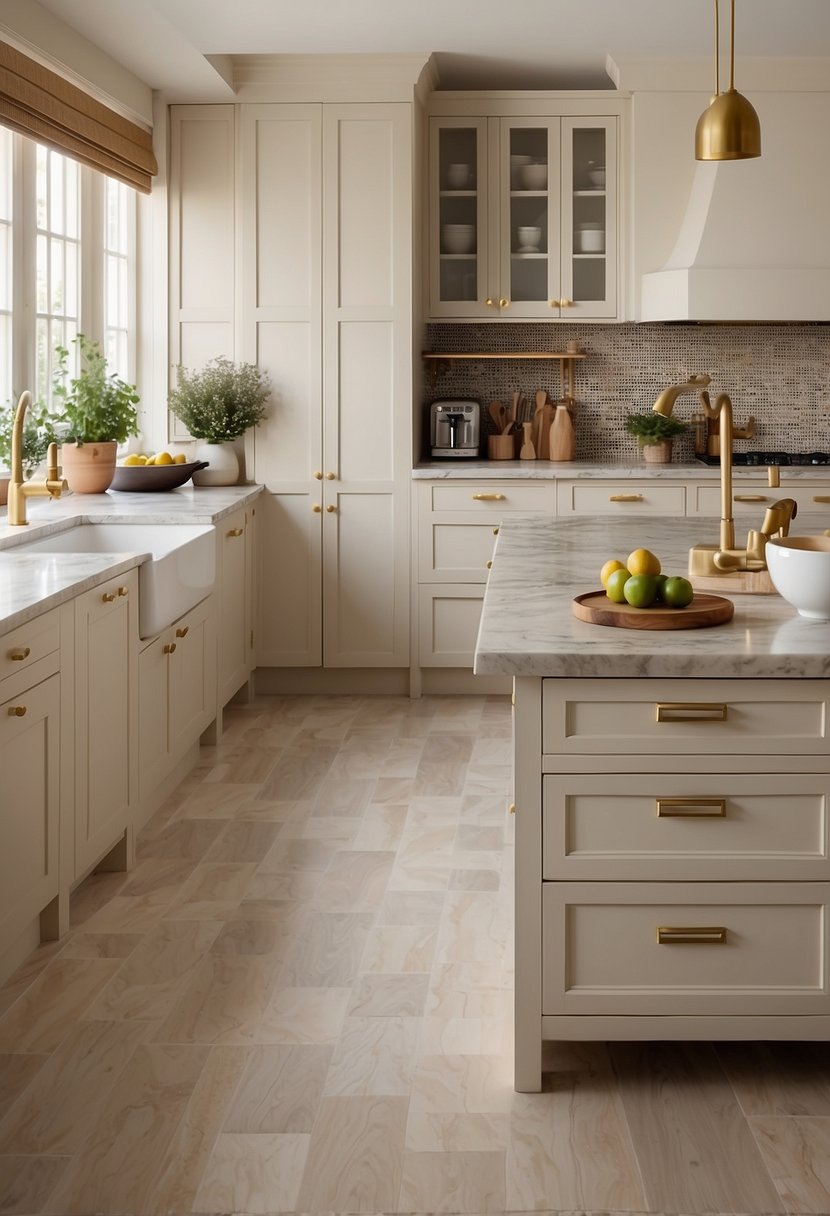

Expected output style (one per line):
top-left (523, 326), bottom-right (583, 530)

top-left (474, 514), bottom-right (830, 678)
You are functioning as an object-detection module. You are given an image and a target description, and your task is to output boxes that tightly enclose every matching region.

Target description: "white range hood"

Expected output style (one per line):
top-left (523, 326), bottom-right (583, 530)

top-left (641, 92), bottom-right (830, 322)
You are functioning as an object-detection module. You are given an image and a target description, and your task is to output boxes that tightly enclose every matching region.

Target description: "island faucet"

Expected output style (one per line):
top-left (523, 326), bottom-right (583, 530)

top-left (7, 391), bottom-right (68, 526)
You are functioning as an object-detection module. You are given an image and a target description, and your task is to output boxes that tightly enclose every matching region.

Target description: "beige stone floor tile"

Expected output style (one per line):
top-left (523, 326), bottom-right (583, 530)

top-left (463, 762), bottom-right (512, 793)
top-left (323, 1015), bottom-right (420, 1096)
top-left (410, 1052), bottom-right (514, 1115)
top-left (244, 869), bottom-right (323, 902)
top-left (426, 962), bottom-right (511, 1019)
top-left (222, 1043), bottom-right (332, 1132)
top-left (311, 849), bottom-right (395, 912)
top-left (405, 1110), bottom-right (510, 1152)
top-left (0, 1153), bottom-right (69, 1216)
top-left (0, 1018), bottom-right (151, 1153)
top-left (117, 856), bottom-right (197, 899)
top-left (360, 923), bottom-right (438, 973)
top-left (163, 861), bottom-right (259, 919)
top-left (328, 737), bottom-right (393, 780)
top-left (232, 796), bottom-right (315, 823)
top-left (388, 856), bottom-right (453, 892)
top-left (295, 1094), bottom-right (408, 1212)
top-left (74, 893), bottom-right (169, 935)
top-left (380, 889), bottom-right (446, 925)
top-left (56, 931), bottom-right (144, 960)
top-left (717, 1040), bottom-right (830, 1115)
top-left (259, 744), bottom-right (340, 801)
top-left (209, 917), bottom-right (294, 956)
top-left (200, 745), bottom-right (281, 785)
top-left (193, 1130), bottom-right (309, 1214)
top-left (278, 911), bottom-right (375, 987)
top-left (257, 986), bottom-right (351, 1044)
top-left (417, 1017), bottom-right (486, 1055)
top-left (397, 1148), bottom-right (506, 1214)
top-left (460, 792), bottom-right (513, 824)
top-left (220, 897), bottom-right (307, 926)
top-left (750, 1114), bottom-right (830, 1214)
top-left (0, 1053), bottom-right (48, 1122)
top-left (175, 781), bottom-right (263, 819)
top-left (67, 872), bottom-right (130, 929)
top-left (0, 958), bottom-right (122, 1054)
top-left (258, 836), bottom-right (336, 873)
top-left (311, 775), bottom-right (376, 816)
top-left (351, 804), bottom-right (408, 850)
top-left (84, 919), bottom-right (223, 1021)
top-left (449, 867), bottom-right (501, 891)
top-left (281, 815), bottom-right (360, 842)
top-left (372, 776), bottom-right (417, 804)
top-left (0, 940), bottom-right (66, 1018)
top-left (43, 1042), bottom-right (209, 1215)
top-left (152, 954), bottom-right (278, 1046)
top-left (471, 737), bottom-right (513, 764)
top-left (135, 816), bottom-right (225, 861)
top-left (435, 891), bottom-right (510, 966)
top-left (347, 972), bottom-right (430, 1018)
top-left (455, 824), bottom-right (504, 851)
top-left (202, 819), bottom-right (283, 862)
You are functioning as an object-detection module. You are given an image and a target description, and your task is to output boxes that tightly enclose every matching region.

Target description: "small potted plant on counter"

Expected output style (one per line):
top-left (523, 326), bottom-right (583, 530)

top-left (53, 334), bottom-right (141, 493)
top-left (167, 357), bottom-right (271, 485)
top-left (0, 397), bottom-right (59, 504)
top-left (625, 411), bottom-right (687, 464)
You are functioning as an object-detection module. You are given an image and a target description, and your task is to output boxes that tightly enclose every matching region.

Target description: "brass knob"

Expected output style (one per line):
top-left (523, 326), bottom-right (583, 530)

top-left (549, 300), bottom-right (559, 308)
top-left (175, 626), bottom-right (189, 638)
top-left (498, 297), bottom-right (509, 308)
top-left (325, 472), bottom-right (336, 480)
top-left (314, 470), bottom-right (323, 480)
top-left (163, 642), bottom-right (176, 655)
top-left (326, 504), bottom-right (336, 513)
top-left (226, 527), bottom-right (244, 538)
top-left (492, 526), bottom-right (499, 535)
top-left (312, 503), bottom-right (322, 513)
top-left (485, 560), bottom-right (492, 569)
top-left (485, 297), bottom-right (494, 306)
top-left (8, 705), bottom-right (26, 716)
top-left (102, 592), bottom-right (116, 603)
top-left (117, 586), bottom-right (129, 597)
top-left (8, 647), bottom-right (30, 661)
top-left (560, 298), bottom-right (572, 308)
top-left (508, 803), bottom-right (516, 815)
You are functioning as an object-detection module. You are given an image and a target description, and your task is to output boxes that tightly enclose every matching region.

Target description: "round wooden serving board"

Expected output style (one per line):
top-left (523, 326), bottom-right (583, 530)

top-left (572, 589), bottom-right (734, 630)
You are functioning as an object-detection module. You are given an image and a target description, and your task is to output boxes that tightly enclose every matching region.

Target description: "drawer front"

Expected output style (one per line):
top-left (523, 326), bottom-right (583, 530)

top-left (689, 483), bottom-right (779, 517)
top-left (556, 481), bottom-right (685, 517)
top-left (429, 483), bottom-right (555, 514)
top-left (542, 678), bottom-right (830, 755)
top-left (0, 607), bottom-right (61, 687)
top-left (418, 585), bottom-right (484, 667)
top-left (419, 521), bottom-right (498, 582)
top-left (543, 772), bottom-right (830, 880)
top-left (542, 881), bottom-right (830, 1016)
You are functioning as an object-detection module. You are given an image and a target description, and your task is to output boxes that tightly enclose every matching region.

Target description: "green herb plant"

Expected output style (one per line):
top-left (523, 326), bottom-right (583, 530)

top-left (624, 411), bottom-right (687, 446)
top-left (53, 333), bottom-right (140, 445)
top-left (0, 398), bottom-right (59, 477)
top-left (168, 357), bottom-right (270, 444)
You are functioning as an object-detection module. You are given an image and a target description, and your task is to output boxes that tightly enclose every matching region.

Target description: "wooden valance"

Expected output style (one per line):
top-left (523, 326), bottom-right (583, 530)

top-left (0, 39), bottom-right (157, 193)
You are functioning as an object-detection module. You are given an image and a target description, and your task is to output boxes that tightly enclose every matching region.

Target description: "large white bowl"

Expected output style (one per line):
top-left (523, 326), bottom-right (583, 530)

top-left (765, 534), bottom-right (830, 620)
top-left (442, 225), bottom-right (475, 254)
top-left (519, 163), bottom-right (548, 190)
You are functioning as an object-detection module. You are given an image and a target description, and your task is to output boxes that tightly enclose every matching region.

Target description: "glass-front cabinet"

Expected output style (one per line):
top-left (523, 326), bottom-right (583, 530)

top-left (429, 112), bottom-right (618, 321)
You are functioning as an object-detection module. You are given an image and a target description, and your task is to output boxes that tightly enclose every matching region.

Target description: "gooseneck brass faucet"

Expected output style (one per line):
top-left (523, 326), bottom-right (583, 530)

top-left (8, 391), bottom-right (67, 526)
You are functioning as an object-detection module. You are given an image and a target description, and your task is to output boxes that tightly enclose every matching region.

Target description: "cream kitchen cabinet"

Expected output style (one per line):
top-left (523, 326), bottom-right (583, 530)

top-left (240, 103), bottom-right (412, 670)
top-left (72, 571), bottom-right (138, 880)
top-left (428, 107), bottom-right (619, 321)
top-left (556, 478), bottom-right (686, 516)
top-left (138, 595), bottom-right (216, 799)
top-left (217, 503), bottom-right (256, 712)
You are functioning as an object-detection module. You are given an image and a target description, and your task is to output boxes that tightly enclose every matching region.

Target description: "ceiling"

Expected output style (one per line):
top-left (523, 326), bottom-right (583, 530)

top-left (29, 0), bottom-right (830, 95)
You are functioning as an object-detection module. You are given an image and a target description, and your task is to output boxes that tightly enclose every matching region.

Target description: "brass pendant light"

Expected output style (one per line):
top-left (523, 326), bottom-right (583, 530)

top-left (695, 0), bottom-right (761, 160)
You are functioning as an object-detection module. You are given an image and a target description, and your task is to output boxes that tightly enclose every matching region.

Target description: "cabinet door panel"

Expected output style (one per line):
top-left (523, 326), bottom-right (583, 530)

top-left (252, 113), bottom-right (319, 311)
top-left (499, 118), bottom-right (561, 320)
top-left (418, 586), bottom-right (484, 668)
top-left (257, 491), bottom-right (321, 667)
top-left (335, 116), bottom-right (395, 308)
top-left (560, 117), bottom-right (618, 319)
top-left (337, 320), bottom-right (394, 481)
top-left (218, 510), bottom-right (248, 706)
top-left (138, 636), bottom-right (170, 799)
top-left (429, 117), bottom-right (489, 318)
top-left (169, 601), bottom-right (216, 760)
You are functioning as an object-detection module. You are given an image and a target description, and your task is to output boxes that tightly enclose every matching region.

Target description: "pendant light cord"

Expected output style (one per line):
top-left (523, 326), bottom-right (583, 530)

top-left (713, 0), bottom-right (720, 95)
top-left (729, 0), bottom-right (736, 90)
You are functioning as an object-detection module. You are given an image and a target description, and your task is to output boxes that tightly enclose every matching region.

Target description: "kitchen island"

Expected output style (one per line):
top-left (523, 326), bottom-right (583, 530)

top-left (475, 514), bottom-right (830, 1090)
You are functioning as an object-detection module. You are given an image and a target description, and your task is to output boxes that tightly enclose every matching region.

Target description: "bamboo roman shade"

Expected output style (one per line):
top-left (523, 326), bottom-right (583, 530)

top-left (0, 39), bottom-right (157, 192)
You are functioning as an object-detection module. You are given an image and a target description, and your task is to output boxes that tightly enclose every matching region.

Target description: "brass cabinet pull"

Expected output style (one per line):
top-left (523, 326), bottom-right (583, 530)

top-left (175, 626), bottom-right (189, 638)
top-left (508, 803), bottom-right (516, 815)
top-left (485, 297), bottom-right (494, 306)
top-left (492, 526), bottom-right (499, 535)
top-left (813, 496), bottom-right (830, 504)
top-left (734, 494), bottom-right (768, 503)
top-left (657, 926), bottom-right (727, 945)
top-left (609, 494), bottom-right (643, 503)
top-left (226, 527), bottom-right (244, 537)
top-left (163, 642), bottom-right (176, 655)
top-left (473, 493), bottom-right (505, 501)
top-left (325, 472), bottom-right (336, 480)
top-left (117, 585), bottom-right (129, 597)
top-left (656, 798), bottom-right (726, 818)
top-left (7, 705), bottom-right (26, 717)
top-left (498, 297), bottom-right (509, 309)
top-left (656, 702), bottom-right (728, 722)
top-left (8, 647), bottom-right (30, 661)
top-left (559, 298), bottom-right (573, 308)
top-left (548, 300), bottom-right (559, 308)
top-left (313, 470), bottom-right (323, 480)
top-left (102, 592), bottom-right (116, 603)
top-left (312, 503), bottom-right (322, 513)
top-left (486, 560), bottom-right (493, 569)
top-left (326, 504), bottom-right (336, 513)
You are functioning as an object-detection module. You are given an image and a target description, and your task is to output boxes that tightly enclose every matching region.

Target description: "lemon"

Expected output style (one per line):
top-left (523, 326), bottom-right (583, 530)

top-left (605, 569), bottom-right (630, 603)
top-left (600, 558), bottom-right (627, 589)
top-left (627, 548), bottom-right (661, 578)
top-left (155, 451), bottom-right (174, 466)
top-left (135, 455), bottom-right (148, 465)
top-left (145, 455), bottom-right (156, 465)
top-left (173, 453), bottom-right (187, 464)
top-left (122, 453), bottom-right (142, 466)
top-left (624, 574), bottom-right (659, 608)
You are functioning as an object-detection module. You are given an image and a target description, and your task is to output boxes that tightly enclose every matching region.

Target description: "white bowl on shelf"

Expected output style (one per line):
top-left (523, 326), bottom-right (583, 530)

top-left (765, 534), bottom-right (830, 620)
top-left (517, 225), bottom-right (542, 252)
top-left (447, 163), bottom-right (471, 189)
top-left (442, 224), bottom-right (476, 254)
top-left (519, 163), bottom-right (548, 190)
top-left (574, 225), bottom-right (605, 253)
top-left (587, 164), bottom-right (606, 188)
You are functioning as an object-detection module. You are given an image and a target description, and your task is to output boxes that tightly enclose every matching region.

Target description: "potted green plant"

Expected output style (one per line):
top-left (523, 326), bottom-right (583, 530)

top-left (625, 411), bottom-right (687, 464)
top-left (167, 357), bottom-right (270, 485)
top-left (0, 397), bottom-right (59, 505)
top-left (53, 334), bottom-right (140, 493)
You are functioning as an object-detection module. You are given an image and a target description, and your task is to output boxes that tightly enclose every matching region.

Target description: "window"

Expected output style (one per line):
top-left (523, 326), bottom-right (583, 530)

top-left (0, 133), bottom-right (136, 413)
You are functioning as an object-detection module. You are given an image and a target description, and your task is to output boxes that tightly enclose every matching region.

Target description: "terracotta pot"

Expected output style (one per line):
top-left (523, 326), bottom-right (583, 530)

top-left (642, 439), bottom-right (673, 464)
top-left (60, 441), bottom-right (118, 494)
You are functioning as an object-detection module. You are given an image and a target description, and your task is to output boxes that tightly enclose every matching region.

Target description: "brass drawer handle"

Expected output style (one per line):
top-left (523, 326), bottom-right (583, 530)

top-left (102, 592), bottom-right (116, 603)
top-left (175, 626), bottom-right (189, 638)
top-left (326, 472), bottom-right (336, 480)
top-left (314, 470), bottom-right (323, 480)
top-left (656, 702), bottom-right (728, 722)
top-left (472, 493), bottom-right (505, 501)
top-left (492, 526), bottom-right (499, 535)
top-left (658, 926), bottom-right (727, 945)
top-left (312, 503), bottom-right (321, 513)
top-left (508, 803), bottom-right (516, 815)
top-left (117, 586), bottom-right (129, 597)
top-left (7, 705), bottom-right (27, 717)
top-left (226, 527), bottom-right (244, 537)
top-left (499, 297), bottom-right (509, 309)
top-left (609, 494), bottom-right (643, 503)
top-left (8, 647), bottom-right (30, 661)
top-left (326, 504), bottom-right (336, 513)
top-left (656, 798), bottom-right (726, 818)
top-left (813, 496), bottom-right (830, 504)
top-left (163, 642), bottom-right (176, 655)
top-left (734, 494), bottom-right (768, 503)
top-left (486, 560), bottom-right (493, 569)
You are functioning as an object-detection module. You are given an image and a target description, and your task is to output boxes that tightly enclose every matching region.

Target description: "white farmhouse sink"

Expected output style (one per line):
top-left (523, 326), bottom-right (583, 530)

top-left (15, 522), bottom-right (216, 639)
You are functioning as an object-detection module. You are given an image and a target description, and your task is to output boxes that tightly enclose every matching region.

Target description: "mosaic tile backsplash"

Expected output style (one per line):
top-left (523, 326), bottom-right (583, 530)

top-left (423, 323), bottom-right (830, 462)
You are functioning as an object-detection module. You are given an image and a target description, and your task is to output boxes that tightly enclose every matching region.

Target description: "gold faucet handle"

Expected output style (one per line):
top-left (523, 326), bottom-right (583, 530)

top-left (733, 416), bottom-right (756, 440)
top-left (44, 442), bottom-right (67, 498)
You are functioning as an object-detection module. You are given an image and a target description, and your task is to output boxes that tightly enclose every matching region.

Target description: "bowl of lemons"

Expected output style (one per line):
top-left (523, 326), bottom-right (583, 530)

top-left (109, 452), bottom-right (208, 492)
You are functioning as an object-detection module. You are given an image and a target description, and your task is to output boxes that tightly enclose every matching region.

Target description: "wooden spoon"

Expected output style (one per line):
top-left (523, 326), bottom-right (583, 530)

top-left (519, 421), bottom-right (536, 460)
top-left (488, 400), bottom-right (505, 433)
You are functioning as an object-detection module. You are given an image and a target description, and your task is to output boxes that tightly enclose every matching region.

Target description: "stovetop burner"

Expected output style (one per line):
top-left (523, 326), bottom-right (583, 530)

top-left (695, 452), bottom-right (830, 467)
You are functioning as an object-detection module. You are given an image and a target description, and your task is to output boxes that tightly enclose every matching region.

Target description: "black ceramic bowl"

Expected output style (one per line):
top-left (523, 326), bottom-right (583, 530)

top-left (109, 460), bottom-right (208, 492)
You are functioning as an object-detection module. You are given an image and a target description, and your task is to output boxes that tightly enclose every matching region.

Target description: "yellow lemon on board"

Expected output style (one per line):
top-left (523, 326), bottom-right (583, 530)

top-left (605, 568), bottom-right (630, 603)
top-left (627, 548), bottom-right (661, 578)
top-left (600, 559), bottom-right (627, 589)
top-left (145, 455), bottom-right (156, 465)
top-left (173, 453), bottom-right (187, 464)
top-left (154, 451), bottom-right (174, 466)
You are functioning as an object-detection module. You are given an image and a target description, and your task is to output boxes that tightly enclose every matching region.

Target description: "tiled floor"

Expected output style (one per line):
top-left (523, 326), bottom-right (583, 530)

top-left (1, 693), bottom-right (830, 1216)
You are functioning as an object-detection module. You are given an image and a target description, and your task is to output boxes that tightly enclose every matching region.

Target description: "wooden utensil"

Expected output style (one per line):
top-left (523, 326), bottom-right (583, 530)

top-left (572, 590), bottom-right (734, 630)
top-left (534, 390), bottom-right (555, 460)
top-left (488, 400), bottom-right (505, 433)
top-left (550, 401), bottom-right (576, 461)
top-left (519, 422), bottom-right (536, 460)
top-left (530, 390), bottom-right (546, 454)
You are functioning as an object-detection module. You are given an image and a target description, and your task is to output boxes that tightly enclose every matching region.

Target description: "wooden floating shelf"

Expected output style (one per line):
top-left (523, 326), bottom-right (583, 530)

top-left (422, 351), bottom-right (586, 361)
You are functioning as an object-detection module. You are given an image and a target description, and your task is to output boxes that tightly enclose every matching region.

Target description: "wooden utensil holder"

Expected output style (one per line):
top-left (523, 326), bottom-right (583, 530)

top-left (488, 434), bottom-right (516, 460)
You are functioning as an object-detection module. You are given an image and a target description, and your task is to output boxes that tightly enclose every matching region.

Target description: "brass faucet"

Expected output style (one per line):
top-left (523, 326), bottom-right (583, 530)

top-left (7, 391), bottom-right (67, 526)
top-left (652, 377), bottom-right (781, 588)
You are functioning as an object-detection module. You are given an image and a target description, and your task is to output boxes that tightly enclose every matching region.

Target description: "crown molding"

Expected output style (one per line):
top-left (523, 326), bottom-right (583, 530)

top-left (231, 53), bottom-right (431, 102)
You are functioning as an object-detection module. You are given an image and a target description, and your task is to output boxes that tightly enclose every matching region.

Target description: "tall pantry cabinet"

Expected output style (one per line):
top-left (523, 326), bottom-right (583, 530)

top-left (169, 100), bottom-right (413, 675)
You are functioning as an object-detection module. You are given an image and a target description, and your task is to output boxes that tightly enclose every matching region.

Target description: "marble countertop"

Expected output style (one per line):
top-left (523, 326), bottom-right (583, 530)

top-left (413, 459), bottom-right (830, 481)
top-left (0, 484), bottom-right (263, 633)
top-left (474, 513), bottom-right (830, 679)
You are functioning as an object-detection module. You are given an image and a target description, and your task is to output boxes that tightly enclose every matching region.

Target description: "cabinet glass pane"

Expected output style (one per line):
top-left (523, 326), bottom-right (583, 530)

top-left (509, 127), bottom-right (549, 303)
top-left (438, 128), bottom-right (478, 303)
top-left (571, 126), bottom-right (606, 302)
